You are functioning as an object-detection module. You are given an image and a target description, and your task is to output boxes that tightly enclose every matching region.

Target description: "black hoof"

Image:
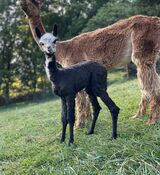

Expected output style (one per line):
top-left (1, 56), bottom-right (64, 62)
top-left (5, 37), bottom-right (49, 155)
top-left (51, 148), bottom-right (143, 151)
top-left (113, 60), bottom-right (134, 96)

top-left (68, 140), bottom-right (74, 146)
top-left (86, 130), bottom-right (94, 135)
top-left (112, 134), bottom-right (117, 140)
top-left (60, 138), bottom-right (65, 143)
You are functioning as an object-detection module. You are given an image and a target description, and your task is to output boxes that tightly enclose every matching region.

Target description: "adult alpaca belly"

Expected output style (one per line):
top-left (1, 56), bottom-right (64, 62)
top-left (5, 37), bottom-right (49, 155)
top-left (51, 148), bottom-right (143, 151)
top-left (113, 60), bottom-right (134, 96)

top-left (105, 36), bottom-right (132, 69)
top-left (114, 37), bottom-right (132, 68)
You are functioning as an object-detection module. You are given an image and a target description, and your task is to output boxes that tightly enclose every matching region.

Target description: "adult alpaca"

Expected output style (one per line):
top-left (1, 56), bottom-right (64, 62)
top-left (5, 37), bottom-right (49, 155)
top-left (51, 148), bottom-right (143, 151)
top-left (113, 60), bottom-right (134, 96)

top-left (19, 0), bottom-right (160, 125)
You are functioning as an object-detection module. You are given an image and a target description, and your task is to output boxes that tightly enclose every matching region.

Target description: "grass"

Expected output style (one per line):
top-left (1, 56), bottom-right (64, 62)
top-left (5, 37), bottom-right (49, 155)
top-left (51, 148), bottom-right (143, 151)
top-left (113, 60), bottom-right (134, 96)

top-left (0, 71), bottom-right (160, 175)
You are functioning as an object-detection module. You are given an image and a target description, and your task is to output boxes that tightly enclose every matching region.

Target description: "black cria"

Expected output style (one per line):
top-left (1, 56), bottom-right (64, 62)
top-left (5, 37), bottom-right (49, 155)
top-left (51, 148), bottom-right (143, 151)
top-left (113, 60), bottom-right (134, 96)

top-left (44, 53), bottom-right (120, 145)
top-left (34, 26), bottom-right (120, 145)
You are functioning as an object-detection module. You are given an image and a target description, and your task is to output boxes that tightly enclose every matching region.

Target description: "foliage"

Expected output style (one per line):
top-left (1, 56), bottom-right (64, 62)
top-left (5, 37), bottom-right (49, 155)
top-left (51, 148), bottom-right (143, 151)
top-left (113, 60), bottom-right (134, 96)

top-left (0, 73), bottom-right (159, 174)
top-left (135, 0), bottom-right (160, 16)
top-left (82, 1), bottom-right (137, 32)
top-left (82, 0), bottom-right (160, 32)
top-left (0, 0), bottom-right (21, 103)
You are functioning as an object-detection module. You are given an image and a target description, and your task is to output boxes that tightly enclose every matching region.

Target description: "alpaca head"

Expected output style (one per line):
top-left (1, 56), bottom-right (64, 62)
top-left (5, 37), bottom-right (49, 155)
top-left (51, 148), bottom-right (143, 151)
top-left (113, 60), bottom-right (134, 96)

top-left (35, 24), bottom-right (58, 55)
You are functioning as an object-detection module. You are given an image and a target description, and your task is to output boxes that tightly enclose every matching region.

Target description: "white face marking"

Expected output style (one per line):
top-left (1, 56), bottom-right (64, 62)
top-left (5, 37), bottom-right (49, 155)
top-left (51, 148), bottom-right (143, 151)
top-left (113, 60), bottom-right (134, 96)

top-left (39, 33), bottom-right (57, 54)
top-left (45, 58), bottom-right (51, 81)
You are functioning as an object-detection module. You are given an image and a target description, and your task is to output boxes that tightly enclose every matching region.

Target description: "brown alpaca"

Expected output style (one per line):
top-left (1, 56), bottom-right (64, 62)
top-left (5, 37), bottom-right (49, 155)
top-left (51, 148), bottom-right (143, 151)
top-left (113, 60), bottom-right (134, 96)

top-left (19, 0), bottom-right (160, 125)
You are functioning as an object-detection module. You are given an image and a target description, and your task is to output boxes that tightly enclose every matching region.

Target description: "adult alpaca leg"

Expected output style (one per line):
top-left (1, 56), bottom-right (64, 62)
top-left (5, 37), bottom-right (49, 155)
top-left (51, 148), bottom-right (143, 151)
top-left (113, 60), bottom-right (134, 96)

top-left (147, 96), bottom-right (160, 124)
top-left (130, 93), bottom-right (149, 119)
top-left (75, 91), bottom-right (91, 128)
top-left (133, 59), bottom-right (160, 124)
top-left (131, 23), bottom-right (160, 123)
top-left (87, 94), bottom-right (101, 135)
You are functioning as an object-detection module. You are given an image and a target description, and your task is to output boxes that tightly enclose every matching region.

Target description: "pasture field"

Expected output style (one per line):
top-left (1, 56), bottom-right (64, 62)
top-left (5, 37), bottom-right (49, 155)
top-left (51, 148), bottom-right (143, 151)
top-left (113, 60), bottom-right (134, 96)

top-left (0, 72), bottom-right (159, 175)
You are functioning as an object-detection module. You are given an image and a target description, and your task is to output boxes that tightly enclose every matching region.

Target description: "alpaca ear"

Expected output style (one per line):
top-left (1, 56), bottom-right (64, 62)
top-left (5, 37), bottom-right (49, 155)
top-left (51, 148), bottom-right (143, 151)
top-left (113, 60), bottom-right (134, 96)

top-left (35, 27), bottom-right (42, 39)
top-left (53, 24), bottom-right (58, 36)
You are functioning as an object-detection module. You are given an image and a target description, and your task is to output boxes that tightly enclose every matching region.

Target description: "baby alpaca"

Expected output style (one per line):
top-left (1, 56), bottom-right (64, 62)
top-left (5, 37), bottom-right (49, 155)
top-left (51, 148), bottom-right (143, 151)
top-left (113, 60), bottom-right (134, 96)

top-left (36, 27), bottom-right (120, 145)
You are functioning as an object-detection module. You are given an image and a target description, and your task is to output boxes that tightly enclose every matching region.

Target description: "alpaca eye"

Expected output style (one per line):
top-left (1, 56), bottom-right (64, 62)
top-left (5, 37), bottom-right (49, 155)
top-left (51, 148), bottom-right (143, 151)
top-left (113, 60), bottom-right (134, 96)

top-left (40, 43), bottom-right (44, 46)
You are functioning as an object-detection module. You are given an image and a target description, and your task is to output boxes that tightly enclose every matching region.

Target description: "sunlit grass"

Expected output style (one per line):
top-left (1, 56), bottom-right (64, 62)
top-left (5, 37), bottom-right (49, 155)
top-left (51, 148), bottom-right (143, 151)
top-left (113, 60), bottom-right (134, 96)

top-left (0, 71), bottom-right (159, 175)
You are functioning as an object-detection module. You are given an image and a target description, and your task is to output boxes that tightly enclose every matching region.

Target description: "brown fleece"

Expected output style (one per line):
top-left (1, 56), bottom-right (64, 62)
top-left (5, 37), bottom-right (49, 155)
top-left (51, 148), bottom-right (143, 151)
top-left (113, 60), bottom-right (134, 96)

top-left (19, 1), bottom-right (160, 125)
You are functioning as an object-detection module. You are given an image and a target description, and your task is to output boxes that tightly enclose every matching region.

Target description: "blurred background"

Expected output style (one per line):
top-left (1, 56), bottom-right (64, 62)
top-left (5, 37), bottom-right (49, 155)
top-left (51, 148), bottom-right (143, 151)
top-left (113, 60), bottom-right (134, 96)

top-left (0, 0), bottom-right (160, 105)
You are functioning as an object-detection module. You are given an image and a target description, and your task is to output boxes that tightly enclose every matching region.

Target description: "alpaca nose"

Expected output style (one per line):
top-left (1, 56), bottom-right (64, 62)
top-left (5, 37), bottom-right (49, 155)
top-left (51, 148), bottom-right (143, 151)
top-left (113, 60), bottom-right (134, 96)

top-left (47, 46), bottom-right (51, 50)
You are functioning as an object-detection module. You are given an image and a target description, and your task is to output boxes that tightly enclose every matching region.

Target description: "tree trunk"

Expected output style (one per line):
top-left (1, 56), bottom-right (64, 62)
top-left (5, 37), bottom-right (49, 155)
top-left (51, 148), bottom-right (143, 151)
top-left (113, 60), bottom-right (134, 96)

top-left (3, 61), bottom-right (11, 104)
top-left (3, 81), bottom-right (10, 104)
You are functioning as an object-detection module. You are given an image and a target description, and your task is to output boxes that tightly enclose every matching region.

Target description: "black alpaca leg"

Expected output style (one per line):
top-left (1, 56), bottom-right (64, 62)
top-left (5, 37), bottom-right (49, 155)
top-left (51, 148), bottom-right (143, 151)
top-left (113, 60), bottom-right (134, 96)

top-left (69, 122), bottom-right (74, 146)
top-left (99, 91), bottom-right (120, 139)
top-left (87, 94), bottom-right (101, 135)
top-left (60, 98), bottom-right (68, 143)
top-left (67, 95), bottom-right (76, 146)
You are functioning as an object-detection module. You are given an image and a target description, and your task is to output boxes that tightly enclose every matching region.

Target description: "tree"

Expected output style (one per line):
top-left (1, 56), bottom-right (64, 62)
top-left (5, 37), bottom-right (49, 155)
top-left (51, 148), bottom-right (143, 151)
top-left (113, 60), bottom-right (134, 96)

top-left (0, 0), bottom-right (49, 103)
top-left (82, 0), bottom-right (136, 32)
top-left (135, 0), bottom-right (160, 16)
top-left (0, 0), bottom-right (20, 103)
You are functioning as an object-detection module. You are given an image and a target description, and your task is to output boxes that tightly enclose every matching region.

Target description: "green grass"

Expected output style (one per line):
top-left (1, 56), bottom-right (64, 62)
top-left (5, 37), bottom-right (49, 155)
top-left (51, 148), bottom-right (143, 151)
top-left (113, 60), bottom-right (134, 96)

top-left (0, 72), bottom-right (160, 175)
